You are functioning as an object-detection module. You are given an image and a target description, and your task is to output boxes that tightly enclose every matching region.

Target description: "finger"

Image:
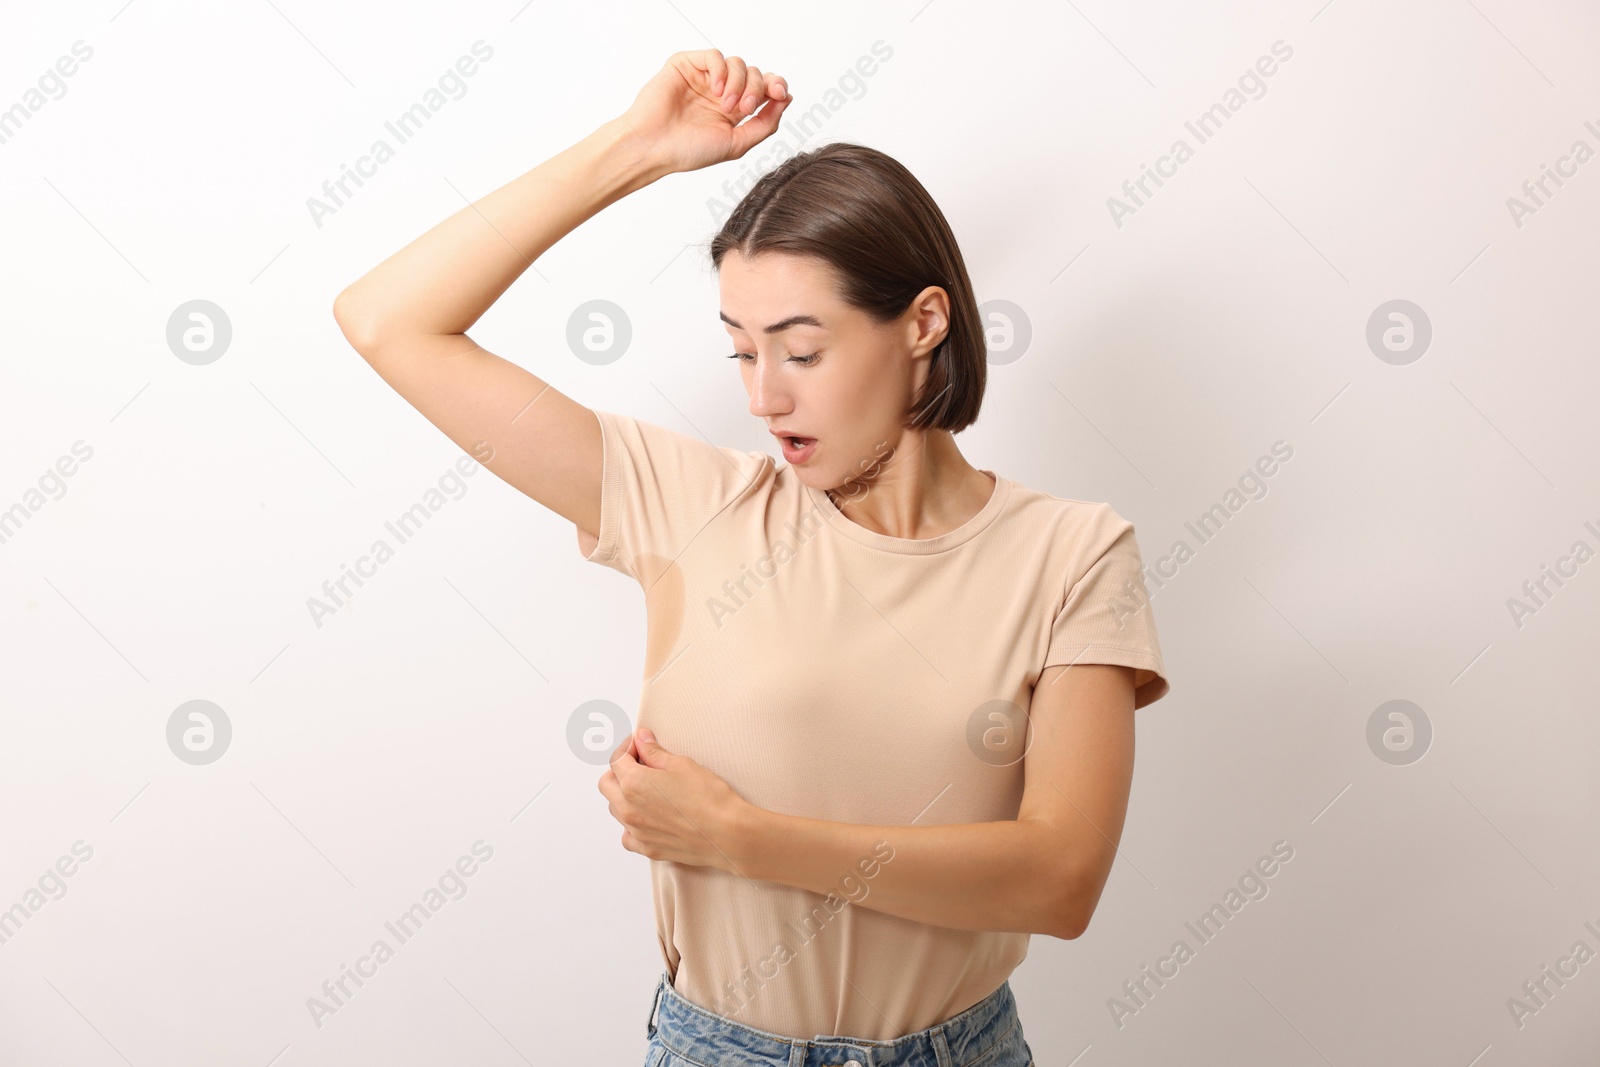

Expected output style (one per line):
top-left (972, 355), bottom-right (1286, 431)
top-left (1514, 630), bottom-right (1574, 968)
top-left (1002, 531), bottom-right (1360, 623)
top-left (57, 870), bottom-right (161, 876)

top-left (681, 48), bottom-right (726, 96)
top-left (737, 66), bottom-right (766, 116)
top-left (609, 744), bottom-right (637, 777)
top-left (721, 55), bottom-right (748, 112)
top-left (752, 68), bottom-right (783, 111)
top-left (730, 87), bottom-right (791, 157)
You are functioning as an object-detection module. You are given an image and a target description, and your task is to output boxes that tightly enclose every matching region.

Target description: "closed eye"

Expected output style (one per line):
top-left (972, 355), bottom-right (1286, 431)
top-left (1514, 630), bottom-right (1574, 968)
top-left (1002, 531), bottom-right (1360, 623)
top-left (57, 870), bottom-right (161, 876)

top-left (726, 353), bottom-right (819, 365)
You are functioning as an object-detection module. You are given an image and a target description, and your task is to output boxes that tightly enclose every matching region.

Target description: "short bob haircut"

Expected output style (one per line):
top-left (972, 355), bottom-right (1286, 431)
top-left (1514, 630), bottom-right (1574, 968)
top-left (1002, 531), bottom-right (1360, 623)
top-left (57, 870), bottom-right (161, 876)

top-left (707, 143), bottom-right (986, 435)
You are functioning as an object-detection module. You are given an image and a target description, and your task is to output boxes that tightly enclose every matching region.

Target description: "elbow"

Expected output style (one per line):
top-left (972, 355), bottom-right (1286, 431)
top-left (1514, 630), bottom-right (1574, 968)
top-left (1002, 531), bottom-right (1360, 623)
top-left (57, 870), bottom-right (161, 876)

top-left (1048, 864), bottom-right (1101, 940)
top-left (1044, 840), bottom-right (1116, 939)
top-left (1053, 899), bottom-right (1089, 940)
top-left (332, 287), bottom-right (384, 357)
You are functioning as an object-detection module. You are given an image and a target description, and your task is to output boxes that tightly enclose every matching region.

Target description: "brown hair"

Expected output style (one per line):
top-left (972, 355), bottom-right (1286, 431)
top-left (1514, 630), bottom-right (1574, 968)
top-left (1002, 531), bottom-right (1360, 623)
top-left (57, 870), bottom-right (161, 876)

top-left (707, 142), bottom-right (986, 434)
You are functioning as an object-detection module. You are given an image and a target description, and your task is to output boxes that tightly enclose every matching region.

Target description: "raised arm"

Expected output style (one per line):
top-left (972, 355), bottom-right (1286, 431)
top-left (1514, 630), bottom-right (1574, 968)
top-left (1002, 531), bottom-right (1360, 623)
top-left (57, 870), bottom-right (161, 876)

top-left (331, 50), bottom-right (790, 538)
top-left (331, 119), bottom-right (660, 538)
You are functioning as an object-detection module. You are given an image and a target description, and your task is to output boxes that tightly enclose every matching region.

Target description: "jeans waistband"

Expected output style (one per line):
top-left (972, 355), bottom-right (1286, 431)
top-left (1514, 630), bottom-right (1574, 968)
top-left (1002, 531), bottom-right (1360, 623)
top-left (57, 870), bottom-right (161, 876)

top-left (645, 971), bottom-right (1021, 1067)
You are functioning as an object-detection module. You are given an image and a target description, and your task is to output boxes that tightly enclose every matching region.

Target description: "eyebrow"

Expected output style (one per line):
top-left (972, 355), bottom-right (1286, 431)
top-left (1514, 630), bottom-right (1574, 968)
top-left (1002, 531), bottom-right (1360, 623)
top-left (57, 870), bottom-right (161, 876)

top-left (719, 311), bottom-right (825, 334)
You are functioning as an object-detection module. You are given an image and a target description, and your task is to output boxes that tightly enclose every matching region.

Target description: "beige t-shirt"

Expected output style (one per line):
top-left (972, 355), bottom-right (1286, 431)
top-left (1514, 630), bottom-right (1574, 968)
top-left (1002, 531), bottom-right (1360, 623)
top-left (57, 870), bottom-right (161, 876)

top-left (578, 408), bottom-right (1170, 1040)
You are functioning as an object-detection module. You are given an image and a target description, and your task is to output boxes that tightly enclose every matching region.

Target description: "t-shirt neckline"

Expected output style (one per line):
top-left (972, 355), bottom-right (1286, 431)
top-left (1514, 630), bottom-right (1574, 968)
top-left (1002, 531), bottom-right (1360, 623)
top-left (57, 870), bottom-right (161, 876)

top-left (802, 471), bottom-right (1011, 555)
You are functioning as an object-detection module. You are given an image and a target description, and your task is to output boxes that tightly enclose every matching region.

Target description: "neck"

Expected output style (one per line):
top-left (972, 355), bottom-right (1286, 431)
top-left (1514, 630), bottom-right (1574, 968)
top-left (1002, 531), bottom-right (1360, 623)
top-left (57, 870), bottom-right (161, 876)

top-left (825, 428), bottom-right (993, 540)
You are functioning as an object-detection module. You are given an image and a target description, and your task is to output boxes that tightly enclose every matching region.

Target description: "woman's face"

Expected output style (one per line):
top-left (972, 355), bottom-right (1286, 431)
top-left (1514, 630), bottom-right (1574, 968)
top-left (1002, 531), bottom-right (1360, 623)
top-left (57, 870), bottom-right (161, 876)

top-left (717, 250), bottom-right (945, 491)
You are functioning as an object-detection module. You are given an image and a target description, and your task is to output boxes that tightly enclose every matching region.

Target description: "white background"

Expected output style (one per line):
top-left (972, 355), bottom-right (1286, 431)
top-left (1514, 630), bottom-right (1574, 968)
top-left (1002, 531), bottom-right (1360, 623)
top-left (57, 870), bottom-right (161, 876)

top-left (2, 0), bottom-right (1598, 1064)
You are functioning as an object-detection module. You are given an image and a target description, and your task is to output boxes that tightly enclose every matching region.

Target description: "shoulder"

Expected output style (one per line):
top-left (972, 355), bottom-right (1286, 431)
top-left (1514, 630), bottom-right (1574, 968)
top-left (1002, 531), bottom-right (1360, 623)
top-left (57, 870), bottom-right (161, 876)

top-left (1003, 477), bottom-right (1136, 547)
top-left (581, 409), bottom-right (780, 581)
top-left (597, 408), bottom-right (776, 486)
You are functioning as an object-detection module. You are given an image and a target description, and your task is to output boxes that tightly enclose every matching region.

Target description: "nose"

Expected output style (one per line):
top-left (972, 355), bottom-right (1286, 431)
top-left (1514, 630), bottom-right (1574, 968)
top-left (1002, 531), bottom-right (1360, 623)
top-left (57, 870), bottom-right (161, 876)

top-left (745, 356), bottom-right (792, 420)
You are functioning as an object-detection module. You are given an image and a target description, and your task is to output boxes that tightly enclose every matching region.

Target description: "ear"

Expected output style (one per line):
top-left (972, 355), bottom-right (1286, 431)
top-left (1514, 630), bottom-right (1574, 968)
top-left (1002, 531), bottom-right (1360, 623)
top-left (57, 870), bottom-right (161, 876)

top-left (908, 284), bottom-right (950, 358)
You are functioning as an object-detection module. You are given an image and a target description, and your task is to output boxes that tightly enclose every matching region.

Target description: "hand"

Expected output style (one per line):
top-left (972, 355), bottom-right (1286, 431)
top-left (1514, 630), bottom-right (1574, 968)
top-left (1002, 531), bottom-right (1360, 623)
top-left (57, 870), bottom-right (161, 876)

top-left (598, 727), bottom-right (750, 871)
top-left (616, 49), bottom-right (791, 176)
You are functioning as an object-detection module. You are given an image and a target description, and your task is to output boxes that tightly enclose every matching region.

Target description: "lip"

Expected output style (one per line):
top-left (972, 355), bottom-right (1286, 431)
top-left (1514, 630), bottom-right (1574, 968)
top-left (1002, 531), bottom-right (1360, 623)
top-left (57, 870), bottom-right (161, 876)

top-left (773, 433), bottom-right (817, 464)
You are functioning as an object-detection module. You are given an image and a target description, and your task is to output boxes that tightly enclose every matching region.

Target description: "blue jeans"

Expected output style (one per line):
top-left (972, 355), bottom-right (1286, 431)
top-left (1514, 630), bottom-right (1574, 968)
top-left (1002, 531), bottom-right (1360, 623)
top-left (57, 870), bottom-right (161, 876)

top-left (642, 971), bottom-right (1035, 1067)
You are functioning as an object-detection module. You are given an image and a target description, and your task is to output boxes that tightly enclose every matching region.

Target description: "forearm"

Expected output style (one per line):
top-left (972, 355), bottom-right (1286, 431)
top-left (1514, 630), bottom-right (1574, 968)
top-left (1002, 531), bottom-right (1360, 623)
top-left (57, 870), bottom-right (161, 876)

top-left (728, 807), bottom-right (1072, 938)
top-left (337, 116), bottom-right (669, 339)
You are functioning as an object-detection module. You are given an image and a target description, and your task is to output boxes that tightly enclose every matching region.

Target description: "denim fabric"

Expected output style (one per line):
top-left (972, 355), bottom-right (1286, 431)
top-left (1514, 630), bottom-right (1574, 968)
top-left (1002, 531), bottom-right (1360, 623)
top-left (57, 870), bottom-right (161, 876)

top-left (641, 971), bottom-right (1034, 1067)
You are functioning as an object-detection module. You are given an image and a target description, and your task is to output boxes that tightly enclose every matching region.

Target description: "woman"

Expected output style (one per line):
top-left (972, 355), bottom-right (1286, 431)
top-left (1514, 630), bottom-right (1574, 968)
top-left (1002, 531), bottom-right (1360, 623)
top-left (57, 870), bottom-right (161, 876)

top-left (334, 48), bottom-right (1169, 1067)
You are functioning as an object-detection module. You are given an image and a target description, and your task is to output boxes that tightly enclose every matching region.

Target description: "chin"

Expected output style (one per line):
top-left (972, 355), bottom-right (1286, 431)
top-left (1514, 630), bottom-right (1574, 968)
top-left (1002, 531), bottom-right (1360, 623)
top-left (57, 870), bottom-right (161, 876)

top-left (791, 468), bottom-right (829, 489)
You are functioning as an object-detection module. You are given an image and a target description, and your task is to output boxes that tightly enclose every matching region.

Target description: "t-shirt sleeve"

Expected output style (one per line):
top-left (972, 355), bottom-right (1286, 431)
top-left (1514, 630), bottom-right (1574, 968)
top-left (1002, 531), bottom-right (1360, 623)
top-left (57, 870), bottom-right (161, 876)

top-left (577, 407), bottom-right (771, 588)
top-left (1042, 507), bottom-right (1171, 709)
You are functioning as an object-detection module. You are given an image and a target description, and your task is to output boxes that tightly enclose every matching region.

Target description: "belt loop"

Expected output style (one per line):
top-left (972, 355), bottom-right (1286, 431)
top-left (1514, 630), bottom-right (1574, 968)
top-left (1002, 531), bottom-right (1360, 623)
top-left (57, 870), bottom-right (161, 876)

top-left (646, 972), bottom-right (665, 1038)
top-left (930, 1024), bottom-right (953, 1067)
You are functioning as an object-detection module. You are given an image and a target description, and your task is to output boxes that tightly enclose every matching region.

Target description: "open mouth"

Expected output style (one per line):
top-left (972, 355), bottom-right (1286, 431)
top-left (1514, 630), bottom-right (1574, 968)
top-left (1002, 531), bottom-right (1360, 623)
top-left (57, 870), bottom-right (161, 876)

top-left (779, 436), bottom-right (817, 462)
